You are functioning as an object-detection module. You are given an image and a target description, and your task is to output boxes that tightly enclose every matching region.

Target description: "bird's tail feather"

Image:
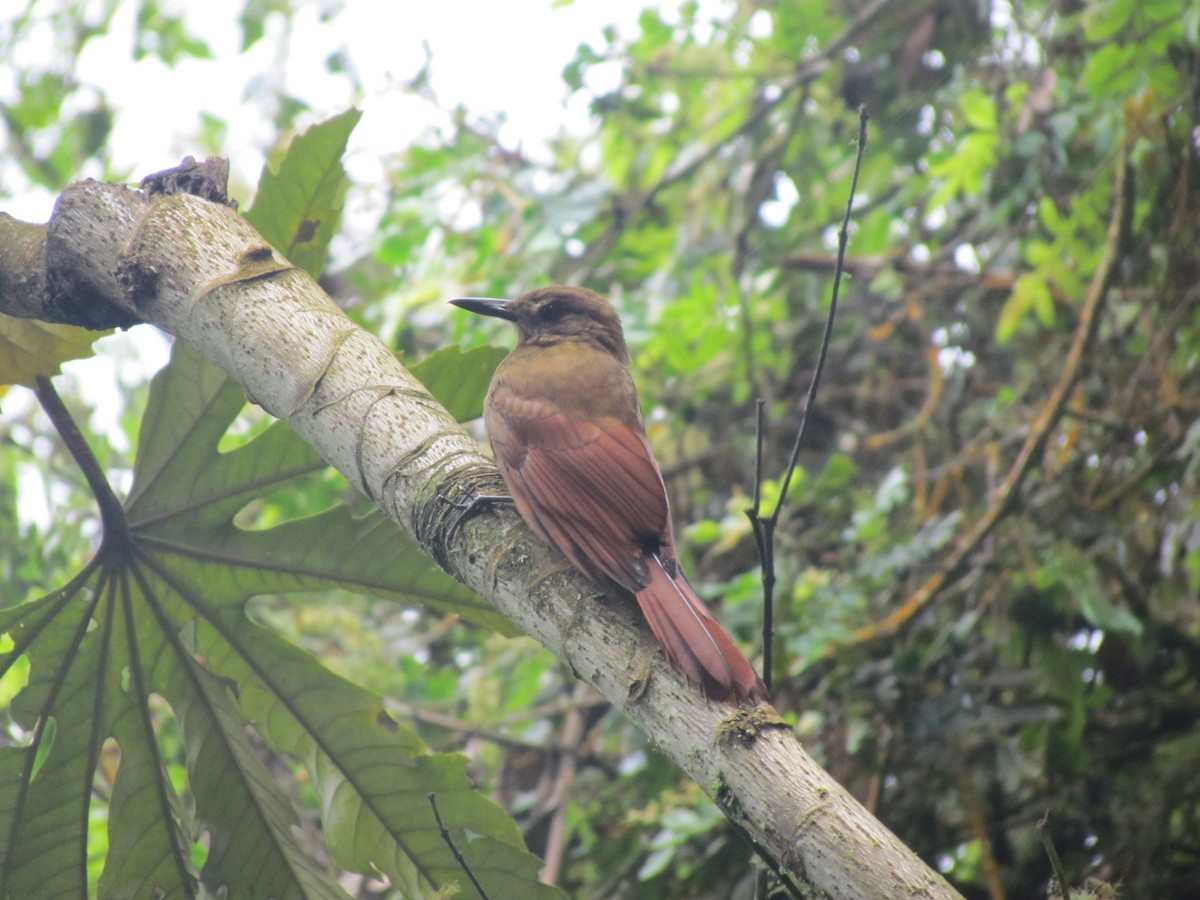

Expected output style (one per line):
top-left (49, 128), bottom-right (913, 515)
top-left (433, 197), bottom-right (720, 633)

top-left (635, 557), bottom-right (768, 704)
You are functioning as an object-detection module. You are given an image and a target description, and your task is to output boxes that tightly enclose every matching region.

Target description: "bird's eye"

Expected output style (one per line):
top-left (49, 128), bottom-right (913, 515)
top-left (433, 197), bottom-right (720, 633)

top-left (538, 301), bottom-right (564, 322)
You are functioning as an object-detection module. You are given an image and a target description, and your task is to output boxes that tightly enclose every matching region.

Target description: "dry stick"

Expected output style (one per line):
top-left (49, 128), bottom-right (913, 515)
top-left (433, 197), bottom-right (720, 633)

top-left (539, 682), bottom-right (589, 886)
top-left (428, 792), bottom-right (491, 900)
top-left (388, 699), bottom-right (590, 756)
top-left (770, 109), bottom-right (869, 530)
top-left (1036, 812), bottom-right (1071, 900)
top-left (747, 107), bottom-right (869, 900)
top-left (837, 149), bottom-right (1131, 651)
top-left (749, 398), bottom-right (772, 689)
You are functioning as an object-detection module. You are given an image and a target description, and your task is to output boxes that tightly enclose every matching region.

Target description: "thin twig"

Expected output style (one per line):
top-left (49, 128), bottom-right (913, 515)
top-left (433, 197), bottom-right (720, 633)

top-left (1036, 811), bottom-right (1071, 900)
top-left (751, 399), bottom-right (773, 692)
top-left (428, 792), bottom-right (491, 900)
top-left (770, 107), bottom-right (869, 528)
top-left (744, 106), bottom-right (868, 658)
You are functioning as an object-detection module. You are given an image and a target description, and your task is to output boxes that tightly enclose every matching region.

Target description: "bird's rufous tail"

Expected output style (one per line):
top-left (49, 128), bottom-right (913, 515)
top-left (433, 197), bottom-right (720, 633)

top-left (635, 557), bottom-right (768, 704)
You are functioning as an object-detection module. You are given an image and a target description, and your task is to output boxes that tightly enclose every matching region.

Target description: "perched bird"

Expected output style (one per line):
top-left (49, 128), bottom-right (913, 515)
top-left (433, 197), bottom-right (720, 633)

top-left (451, 286), bottom-right (767, 704)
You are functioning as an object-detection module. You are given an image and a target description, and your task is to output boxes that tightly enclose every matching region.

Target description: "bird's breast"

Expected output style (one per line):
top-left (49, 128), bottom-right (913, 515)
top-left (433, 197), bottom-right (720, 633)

top-left (488, 342), bottom-right (642, 425)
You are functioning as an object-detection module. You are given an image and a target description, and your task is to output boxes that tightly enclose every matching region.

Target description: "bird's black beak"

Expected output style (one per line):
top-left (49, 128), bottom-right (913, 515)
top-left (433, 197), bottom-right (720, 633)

top-left (449, 297), bottom-right (515, 321)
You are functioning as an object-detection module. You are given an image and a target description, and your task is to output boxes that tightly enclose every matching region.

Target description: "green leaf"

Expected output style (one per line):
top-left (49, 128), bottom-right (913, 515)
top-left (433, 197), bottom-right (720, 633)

top-left (1084, 0), bottom-right (1136, 42)
top-left (0, 344), bottom-right (553, 898)
top-left (1039, 545), bottom-right (1144, 637)
top-left (410, 344), bottom-right (508, 422)
top-left (219, 624), bottom-right (554, 897)
top-left (244, 109), bottom-right (362, 277)
top-left (1083, 44), bottom-right (1136, 95)
top-left (133, 1), bottom-right (213, 64)
top-left (0, 313), bottom-right (107, 388)
top-left (998, 272), bottom-right (1051, 343)
top-left (171, 663), bottom-right (345, 898)
top-left (959, 88), bottom-right (996, 131)
top-left (1079, 593), bottom-right (1144, 637)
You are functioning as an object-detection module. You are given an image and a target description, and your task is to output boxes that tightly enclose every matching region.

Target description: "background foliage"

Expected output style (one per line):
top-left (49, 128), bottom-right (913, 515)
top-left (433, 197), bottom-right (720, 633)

top-left (3, 0), bottom-right (1200, 897)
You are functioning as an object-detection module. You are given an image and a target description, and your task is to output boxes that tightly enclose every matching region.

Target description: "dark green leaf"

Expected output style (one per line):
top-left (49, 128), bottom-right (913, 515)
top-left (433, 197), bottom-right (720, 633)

top-left (410, 344), bottom-right (508, 422)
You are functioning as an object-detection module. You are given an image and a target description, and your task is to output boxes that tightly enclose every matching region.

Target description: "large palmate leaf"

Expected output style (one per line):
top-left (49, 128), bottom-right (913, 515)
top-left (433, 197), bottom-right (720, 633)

top-left (0, 341), bottom-right (554, 899)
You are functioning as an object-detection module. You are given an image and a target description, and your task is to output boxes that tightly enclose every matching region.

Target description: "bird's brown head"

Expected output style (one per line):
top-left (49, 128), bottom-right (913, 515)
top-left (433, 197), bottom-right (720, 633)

top-left (450, 286), bottom-right (630, 364)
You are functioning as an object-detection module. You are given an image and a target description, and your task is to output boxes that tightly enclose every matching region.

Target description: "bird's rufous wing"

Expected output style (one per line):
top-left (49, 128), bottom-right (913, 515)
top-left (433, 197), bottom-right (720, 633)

top-left (486, 393), bottom-right (669, 593)
top-left (487, 375), bottom-right (768, 704)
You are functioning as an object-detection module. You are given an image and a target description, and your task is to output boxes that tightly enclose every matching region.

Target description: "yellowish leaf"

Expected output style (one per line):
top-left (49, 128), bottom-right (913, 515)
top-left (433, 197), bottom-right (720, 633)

top-left (0, 311), bottom-right (107, 387)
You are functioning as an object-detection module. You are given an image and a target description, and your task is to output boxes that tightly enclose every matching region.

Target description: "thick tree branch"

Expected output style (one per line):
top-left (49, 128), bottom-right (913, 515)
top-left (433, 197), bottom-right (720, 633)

top-left (0, 167), bottom-right (962, 899)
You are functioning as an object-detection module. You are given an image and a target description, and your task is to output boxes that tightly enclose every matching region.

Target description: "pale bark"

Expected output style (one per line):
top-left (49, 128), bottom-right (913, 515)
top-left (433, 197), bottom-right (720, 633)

top-left (0, 171), bottom-right (963, 900)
